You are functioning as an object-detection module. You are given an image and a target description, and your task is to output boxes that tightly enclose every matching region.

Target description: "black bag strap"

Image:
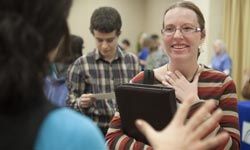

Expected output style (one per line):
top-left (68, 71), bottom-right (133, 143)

top-left (143, 70), bottom-right (155, 84)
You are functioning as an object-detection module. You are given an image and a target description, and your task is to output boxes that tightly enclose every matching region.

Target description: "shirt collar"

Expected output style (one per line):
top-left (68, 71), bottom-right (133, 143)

top-left (94, 47), bottom-right (125, 62)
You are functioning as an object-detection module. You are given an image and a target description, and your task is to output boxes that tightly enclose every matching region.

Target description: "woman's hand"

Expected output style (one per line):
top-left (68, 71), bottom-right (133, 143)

top-left (162, 70), bottom-right (200, 102)
top-left (135, 95), bottom-right (229, 150)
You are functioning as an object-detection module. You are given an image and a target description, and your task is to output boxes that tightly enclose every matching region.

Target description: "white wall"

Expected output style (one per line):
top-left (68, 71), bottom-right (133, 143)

top-left (144, 0), bottom-right (180, 35)
top-left (188, 0), bottom-right (224, 65)
top-left (68, 0), bottom-right (146, 54)
top-left (186, 0), bottom-right (210, 65)
top-left (208, 0), bottom-right (225, 61)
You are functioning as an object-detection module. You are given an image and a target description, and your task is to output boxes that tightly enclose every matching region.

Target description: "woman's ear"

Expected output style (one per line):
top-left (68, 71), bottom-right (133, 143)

top-left (199, 29), bottom-right (206, 45)
top-left (201, 29), bottom-right (206, 39)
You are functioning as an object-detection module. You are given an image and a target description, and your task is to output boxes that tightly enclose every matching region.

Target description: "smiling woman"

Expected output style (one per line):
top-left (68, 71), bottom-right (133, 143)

top-left (106, 1), bottom-right (240, 149)
top-left (162, 7), bottom-right (205, 66)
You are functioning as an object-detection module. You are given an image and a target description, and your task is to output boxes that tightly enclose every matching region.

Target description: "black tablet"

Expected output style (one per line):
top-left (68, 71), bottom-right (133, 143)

top-left (115, 83), bottom-right (177, 144)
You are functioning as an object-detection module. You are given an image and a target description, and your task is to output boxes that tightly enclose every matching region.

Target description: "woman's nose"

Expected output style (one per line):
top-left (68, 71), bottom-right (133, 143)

top-left (173, 29), bottom-right (184, 39)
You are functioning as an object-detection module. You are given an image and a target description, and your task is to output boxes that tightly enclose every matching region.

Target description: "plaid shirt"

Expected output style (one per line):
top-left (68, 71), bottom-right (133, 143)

top-left (67, 47), bottom-right (140, 132)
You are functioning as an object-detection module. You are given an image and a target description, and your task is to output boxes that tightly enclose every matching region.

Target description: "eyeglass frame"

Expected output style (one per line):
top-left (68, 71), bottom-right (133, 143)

top-left (161, 25), bottom-right (202, 36)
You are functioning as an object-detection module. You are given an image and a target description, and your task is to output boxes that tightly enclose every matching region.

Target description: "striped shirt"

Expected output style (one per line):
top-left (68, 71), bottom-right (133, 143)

top-left (66, 48), bottom-right (140, 133)
top-left (106, 65), bottom-right (240, 150)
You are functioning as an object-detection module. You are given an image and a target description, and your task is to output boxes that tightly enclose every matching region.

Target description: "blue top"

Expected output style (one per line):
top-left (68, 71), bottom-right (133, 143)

top-left (35, 108), bottom-right (106, 150)
top-left (138, 47), bottom-right (149, 70)
top-left (44, 63), bottom-right (69, 107)
top-left (138, 47), bottom-right (149, 60)
top-left (44, 76), bottom-right (68, 107)
top-left (211, 51), bottom-right (232, 74)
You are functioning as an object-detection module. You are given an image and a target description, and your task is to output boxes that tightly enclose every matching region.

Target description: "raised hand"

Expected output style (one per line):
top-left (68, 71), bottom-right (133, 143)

top-left (135, 95), bottom-right (229, 150)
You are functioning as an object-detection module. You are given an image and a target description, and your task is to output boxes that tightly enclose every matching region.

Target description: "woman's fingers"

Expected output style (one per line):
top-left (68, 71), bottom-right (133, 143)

top-left (174, 70), bottom-right (185, 79)
top-left (192, 73), bottom-right (200, 84)
top-left (164, 75), bottom-right (176, 86)
top-left (162, 80), bottom-right (174, 88)
top-left (167, 71), bottom-right (179, 80)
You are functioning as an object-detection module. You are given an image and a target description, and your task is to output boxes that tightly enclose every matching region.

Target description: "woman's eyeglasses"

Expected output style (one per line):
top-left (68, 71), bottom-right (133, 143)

top-left (162, 25), bottom-right (201, 36)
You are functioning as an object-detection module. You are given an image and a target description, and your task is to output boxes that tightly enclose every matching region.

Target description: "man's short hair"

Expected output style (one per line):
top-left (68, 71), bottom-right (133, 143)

top-left (122, 39), bottom-right (130, 46)
top-left (90, 7), bottom-right (122, 35)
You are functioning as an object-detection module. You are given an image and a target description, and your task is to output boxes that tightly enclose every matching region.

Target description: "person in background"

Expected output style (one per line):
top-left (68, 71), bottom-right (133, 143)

top-left (120, 38), bottom-right (131, 52)
top-left (211, 39), bottom-right (232, 76)
top-left (44, 34), bottom-right (84, 107)
top-left (0, 0), bottom-right (106, 150)
top-left (242, 68), bottom-right (250, 99)
top-left (138, 33), bottom-right (151, 70)
top-left (136, 32), bottom-right (147, 53)
top-left (70, 34), bottom-right (84, 58)
top-left (67, 7), bottom-right (140, 135)
top-left (145, 34), bottom-right (169, 70)
top-left (106, 1), bottom-right (240, 149)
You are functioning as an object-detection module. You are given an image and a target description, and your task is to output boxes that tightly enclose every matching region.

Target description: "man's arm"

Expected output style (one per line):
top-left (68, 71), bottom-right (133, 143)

top-left (66, 59), bottom-right (86, 112)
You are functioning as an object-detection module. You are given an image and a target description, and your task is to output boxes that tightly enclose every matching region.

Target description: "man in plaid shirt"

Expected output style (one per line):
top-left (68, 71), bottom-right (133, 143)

top-left (66, 7), bottom-right (140, 135)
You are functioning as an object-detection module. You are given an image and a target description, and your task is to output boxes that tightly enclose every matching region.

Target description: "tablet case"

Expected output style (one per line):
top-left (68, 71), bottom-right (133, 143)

top-left (115, 83), bottom-right (176, 144)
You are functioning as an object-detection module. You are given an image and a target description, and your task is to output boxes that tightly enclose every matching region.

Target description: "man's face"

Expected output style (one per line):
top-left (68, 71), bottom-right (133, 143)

top-left (93, 30), bottom-right (119, 60)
